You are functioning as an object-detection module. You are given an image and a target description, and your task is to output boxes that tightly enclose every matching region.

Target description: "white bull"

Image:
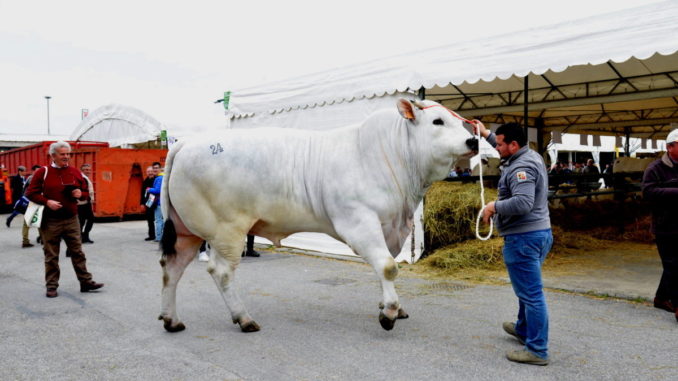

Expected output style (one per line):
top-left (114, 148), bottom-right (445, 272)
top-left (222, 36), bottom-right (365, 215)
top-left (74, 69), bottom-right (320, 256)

top-left (159, 99), bottom-right (491, 333)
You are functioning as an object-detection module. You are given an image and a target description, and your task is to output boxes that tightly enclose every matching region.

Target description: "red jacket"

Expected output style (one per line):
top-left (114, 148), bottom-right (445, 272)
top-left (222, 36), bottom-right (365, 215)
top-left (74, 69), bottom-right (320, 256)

top-left (25, 165), bottom-right (89, 219)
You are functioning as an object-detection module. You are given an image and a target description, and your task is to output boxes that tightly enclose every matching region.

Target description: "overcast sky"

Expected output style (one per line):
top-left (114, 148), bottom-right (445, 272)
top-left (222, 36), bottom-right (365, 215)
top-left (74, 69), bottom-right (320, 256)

top-left (0, 0), bottom-right (662, 137)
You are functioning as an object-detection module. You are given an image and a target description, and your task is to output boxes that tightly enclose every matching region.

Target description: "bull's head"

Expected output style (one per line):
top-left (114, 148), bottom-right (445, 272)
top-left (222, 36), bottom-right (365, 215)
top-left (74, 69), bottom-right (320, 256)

top-left (396, 98), bottom-right (499, 180)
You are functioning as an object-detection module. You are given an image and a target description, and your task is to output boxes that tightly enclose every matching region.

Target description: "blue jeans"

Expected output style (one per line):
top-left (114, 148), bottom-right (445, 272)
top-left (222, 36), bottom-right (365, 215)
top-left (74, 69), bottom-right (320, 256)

top-left (503, 228), bottom-right (553, 359)
top-left (154, 205), bottom-right (164, 242)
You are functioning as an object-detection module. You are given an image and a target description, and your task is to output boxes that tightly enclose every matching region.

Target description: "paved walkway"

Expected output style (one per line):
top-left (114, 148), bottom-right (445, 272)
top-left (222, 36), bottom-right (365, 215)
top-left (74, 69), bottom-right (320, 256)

top-left (1, 218), bottom-right (674, 381)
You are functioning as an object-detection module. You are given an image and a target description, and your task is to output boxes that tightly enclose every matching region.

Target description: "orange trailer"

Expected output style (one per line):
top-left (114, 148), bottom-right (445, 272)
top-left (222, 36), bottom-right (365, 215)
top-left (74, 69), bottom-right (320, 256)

top-left (69, 148), bottom-right (168, 218)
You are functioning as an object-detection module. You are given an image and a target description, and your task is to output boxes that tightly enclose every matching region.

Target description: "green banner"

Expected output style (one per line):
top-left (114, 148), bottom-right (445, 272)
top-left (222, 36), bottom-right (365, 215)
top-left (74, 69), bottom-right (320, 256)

top-left (223, 91), bottom-right (231, 110)
top-left (160, 130), bottom-right (167, 141)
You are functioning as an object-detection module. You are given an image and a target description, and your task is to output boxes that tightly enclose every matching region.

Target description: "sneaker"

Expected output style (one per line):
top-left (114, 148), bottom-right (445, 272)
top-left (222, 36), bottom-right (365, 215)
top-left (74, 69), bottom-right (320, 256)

top-left (506, 349), bottom-right (549, 366)
top-left (144, 237), bottom-right (155, 241)
top-left (502, 322), bottom-right (526, 345)
top-left (80, 280), bottom-right (104, 292)
top-left (243, 250), bottom-right (260, 257)
top-left (653, 297), bottom-right (675, 313)
top-left (46, 289), bottom-right (58, 298)
top-left (198, 251), bottom-right (209, 262)
top-left (22, 243), bottom-right (34, 248)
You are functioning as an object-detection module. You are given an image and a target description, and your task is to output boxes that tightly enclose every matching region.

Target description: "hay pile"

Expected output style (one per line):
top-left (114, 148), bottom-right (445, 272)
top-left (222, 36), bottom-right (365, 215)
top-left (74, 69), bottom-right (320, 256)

top-left (423, 182), bottom-right (498, 250)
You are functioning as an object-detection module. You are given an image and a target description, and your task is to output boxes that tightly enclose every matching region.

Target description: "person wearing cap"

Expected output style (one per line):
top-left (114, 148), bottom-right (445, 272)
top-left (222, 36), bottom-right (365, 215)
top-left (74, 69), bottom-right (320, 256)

top-left (475, 121), bottom-right (553, 366)
top-left (642, 129), bottom-right (678, 324)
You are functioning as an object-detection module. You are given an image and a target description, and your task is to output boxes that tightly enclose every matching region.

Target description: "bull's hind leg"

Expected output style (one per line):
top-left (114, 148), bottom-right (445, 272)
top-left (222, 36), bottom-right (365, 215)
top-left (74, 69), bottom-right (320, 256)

top-left (207, 232), bottom-right (260, 333)
top-left (334, 214), bottom-right (403, 331)
top-left (159, 234), bottom-right (202, 332)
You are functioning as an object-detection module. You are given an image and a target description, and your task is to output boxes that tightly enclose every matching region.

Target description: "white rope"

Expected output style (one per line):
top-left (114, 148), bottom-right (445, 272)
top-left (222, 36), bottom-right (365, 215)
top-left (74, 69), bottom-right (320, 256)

top-left (475, 129), bottom-right (493, 241)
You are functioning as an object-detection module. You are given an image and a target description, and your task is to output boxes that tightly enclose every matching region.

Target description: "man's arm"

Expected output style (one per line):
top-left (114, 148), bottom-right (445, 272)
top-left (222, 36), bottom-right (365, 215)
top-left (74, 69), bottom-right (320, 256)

top-left (494, 166), bottom-right (537, 216)
top-left (642, 166), bottom-right (678, 202)
top-left (472, 120), bottom-right (496, 148)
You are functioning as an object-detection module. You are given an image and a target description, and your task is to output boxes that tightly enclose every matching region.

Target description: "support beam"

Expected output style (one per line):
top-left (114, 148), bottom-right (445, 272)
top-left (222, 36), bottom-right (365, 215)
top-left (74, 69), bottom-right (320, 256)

top-left (542, 117), bottom-right (678, 131)
top-left (524, 76), bottom-right (529, 137)
top-left (418, 87), bottom-right (426, 100)
top-left (459, 88), bottom-right (678, 116)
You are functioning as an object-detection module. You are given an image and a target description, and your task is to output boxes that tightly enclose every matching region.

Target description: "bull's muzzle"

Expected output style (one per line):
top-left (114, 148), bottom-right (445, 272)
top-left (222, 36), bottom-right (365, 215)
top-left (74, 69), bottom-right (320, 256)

top-left (465, 137), bottom-right (479, 152)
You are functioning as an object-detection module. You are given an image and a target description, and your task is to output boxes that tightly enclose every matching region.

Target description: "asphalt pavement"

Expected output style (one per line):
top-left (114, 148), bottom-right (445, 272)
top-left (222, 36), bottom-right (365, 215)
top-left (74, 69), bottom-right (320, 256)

top-left (1, 219), bottom-right (676, 381)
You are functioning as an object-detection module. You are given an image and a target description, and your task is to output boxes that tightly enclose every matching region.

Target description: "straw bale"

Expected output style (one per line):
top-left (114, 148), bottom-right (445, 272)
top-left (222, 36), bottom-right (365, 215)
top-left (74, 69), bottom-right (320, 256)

top-left (423, 182), bottom-right (498, 250)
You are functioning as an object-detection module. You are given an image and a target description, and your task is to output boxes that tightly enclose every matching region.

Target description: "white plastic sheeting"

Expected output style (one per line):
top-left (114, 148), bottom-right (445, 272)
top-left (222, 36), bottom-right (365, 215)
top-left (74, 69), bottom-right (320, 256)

top-left (254, 201), bottom-right (425, 264)
top-left (228, 1), bottom-right (678, 121)
top-left (70, 104), bottom-right (164, 147)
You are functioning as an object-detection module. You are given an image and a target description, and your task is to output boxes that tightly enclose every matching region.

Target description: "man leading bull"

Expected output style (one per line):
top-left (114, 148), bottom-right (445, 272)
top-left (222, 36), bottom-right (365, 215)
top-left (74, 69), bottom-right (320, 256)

top-left (476, 121), bottom-right (553, 366)
top-left (25, 141), bottom-right (104, 298)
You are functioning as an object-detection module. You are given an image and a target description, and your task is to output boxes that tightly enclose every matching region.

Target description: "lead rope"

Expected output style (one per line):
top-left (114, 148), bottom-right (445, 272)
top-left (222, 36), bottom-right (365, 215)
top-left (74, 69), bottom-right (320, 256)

top-left (421, 104), bottom-right (493, 240)
top-left (474, 128), bottom-right (493, 241)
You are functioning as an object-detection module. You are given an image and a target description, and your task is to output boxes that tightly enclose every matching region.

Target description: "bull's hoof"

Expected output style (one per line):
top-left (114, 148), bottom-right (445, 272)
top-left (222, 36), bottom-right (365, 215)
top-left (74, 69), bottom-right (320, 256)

top-left (161, 316), bottom-right (186, 333)
top-left (397, 308), bottom-right (409, 319)
top-left (239, 320), bottom-right (261, 333)
top-left (379, 311), bottom-right (395, 331)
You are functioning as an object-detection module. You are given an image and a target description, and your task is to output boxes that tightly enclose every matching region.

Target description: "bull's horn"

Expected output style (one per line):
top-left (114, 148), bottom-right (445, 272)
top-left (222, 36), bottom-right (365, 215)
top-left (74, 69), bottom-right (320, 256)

top-left (412, 100), bottom-right (427, 109)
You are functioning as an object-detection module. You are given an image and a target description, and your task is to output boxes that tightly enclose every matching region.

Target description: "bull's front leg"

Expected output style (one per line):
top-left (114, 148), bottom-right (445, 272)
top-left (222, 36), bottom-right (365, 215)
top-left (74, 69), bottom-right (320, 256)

top-left (335, 215), bottom-right (404, 331)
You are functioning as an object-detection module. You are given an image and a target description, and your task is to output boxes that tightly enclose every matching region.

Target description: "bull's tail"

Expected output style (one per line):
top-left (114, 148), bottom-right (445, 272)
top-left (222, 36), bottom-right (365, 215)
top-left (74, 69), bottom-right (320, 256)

top-left (159, 139), bottom-right (186, 257)
top-left (161, 219), bottom-right (177, 255)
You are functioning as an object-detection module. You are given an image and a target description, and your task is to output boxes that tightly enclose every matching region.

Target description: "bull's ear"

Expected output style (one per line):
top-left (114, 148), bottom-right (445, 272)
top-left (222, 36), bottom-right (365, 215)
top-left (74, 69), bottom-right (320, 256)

top-left (397, 98), bottom-right (416, 121)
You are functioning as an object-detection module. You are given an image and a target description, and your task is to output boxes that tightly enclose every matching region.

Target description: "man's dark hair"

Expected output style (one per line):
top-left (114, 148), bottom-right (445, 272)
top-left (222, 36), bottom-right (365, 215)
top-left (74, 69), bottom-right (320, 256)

top-left (31, 165), bottom-right (41, 170)
top-left (495, 122), bottom-right (527, 147)
top-left (152, 162), bottom-right (161, 167)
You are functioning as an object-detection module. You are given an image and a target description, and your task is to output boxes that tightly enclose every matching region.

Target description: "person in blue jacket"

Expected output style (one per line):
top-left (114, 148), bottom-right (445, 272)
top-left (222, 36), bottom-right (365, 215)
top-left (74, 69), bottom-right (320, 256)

top-left (147, 165), bottom-right (164, 242)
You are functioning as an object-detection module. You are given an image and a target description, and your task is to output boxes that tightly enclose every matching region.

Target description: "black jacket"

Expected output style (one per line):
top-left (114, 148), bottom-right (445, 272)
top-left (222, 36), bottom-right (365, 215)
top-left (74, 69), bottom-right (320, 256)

top-left (141, 176), bottom-right (155, 205)
top-left (642, 153), bottom-right (678, 236)
top-left (10, 174), bottom-right (25, 203)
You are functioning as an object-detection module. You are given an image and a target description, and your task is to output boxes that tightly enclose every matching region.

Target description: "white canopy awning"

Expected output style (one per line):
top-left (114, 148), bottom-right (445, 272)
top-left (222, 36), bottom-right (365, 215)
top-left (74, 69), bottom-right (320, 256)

top-left (229, 1), bottom-right (678, 138)
top-left (70, 104), bottom-right (165, 147)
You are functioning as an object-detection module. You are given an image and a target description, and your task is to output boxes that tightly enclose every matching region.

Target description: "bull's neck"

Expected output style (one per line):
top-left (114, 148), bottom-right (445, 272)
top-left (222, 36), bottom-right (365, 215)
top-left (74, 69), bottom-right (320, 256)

top-left (356, 114), bottom-right (428, 207)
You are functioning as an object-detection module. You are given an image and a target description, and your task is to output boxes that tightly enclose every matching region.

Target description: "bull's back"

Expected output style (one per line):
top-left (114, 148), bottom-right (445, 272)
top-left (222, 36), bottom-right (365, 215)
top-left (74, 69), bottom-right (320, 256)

top-left (167, 128), bottom-right (340, 239)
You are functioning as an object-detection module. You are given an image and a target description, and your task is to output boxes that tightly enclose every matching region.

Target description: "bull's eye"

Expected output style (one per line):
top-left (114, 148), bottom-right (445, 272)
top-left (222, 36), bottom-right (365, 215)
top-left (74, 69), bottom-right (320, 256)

top-left (432, 118), bottom-right (444, 126)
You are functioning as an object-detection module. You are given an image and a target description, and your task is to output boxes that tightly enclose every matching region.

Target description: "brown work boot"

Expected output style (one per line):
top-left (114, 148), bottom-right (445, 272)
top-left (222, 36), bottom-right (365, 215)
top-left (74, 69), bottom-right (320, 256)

top-left (653, 297), bottom-right (675, 313)
top-left (46, 289), bottom-right (58, 298)
top-left (502, 322), bottom-right (526, 345)
top-left (80, 280), bottom-right (104, 292)
top-left (22, 243), bottom-right (34, 248)
top-left (506, 349), bottom-right (549, 366)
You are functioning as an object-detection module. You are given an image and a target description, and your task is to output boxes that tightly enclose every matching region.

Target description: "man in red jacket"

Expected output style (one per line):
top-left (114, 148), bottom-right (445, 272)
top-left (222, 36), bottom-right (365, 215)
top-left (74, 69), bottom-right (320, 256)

top-left (25, 141), bottom-right (104, 298)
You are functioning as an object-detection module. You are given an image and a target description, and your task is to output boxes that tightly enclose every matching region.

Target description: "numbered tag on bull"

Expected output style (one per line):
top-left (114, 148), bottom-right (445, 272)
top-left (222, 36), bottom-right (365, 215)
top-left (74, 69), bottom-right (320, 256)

top-left (210, 143), bottom-right (224, 155)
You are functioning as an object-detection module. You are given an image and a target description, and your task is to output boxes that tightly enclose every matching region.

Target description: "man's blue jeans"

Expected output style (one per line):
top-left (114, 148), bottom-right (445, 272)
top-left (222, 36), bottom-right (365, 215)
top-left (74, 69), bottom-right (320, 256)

top-left (503, 228), bottom-right (553, 359)
top-left (154, 205), bottom-right (164, 242)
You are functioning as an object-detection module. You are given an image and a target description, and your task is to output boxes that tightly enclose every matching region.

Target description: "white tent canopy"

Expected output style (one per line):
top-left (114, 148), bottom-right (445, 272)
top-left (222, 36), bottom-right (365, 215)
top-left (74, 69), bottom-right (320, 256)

top-left (70, 104), bottom-right (165, 147)
top-left (226, 1), bottom-right (677, 262)
top-left (229, 1), bottom-right (678, 138)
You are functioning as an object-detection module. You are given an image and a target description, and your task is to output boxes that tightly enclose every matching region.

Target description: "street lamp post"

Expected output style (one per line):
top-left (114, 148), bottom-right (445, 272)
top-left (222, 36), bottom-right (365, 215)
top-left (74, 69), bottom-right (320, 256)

top-left (45, 96), bottom-right (51, 135)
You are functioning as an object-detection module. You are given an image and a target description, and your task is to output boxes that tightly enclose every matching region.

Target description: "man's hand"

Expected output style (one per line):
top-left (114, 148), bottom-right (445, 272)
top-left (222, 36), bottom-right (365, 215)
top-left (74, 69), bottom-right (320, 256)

top-left (472, 120), bottom-right (490, 139)
top-left (482, 201), bottom-right (496, 224)
top-left (71, 189), bottom-right (82, 199)
top-left (46, 200), bottom-right (62, 211)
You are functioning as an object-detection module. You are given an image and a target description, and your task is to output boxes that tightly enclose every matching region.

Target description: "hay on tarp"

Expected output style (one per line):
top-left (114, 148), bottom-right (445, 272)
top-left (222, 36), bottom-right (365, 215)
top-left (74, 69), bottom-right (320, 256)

top-left (424, 181), bottom-right (498, 250)
top-left (418, 237), bottom-right (503, 272)
top-left (419, 225), bottom-right (620, 273)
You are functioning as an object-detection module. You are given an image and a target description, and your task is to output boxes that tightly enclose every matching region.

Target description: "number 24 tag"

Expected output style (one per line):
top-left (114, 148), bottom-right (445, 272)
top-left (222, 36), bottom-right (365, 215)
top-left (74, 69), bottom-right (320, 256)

top-left (210, 143), bottom-right (224, 155)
